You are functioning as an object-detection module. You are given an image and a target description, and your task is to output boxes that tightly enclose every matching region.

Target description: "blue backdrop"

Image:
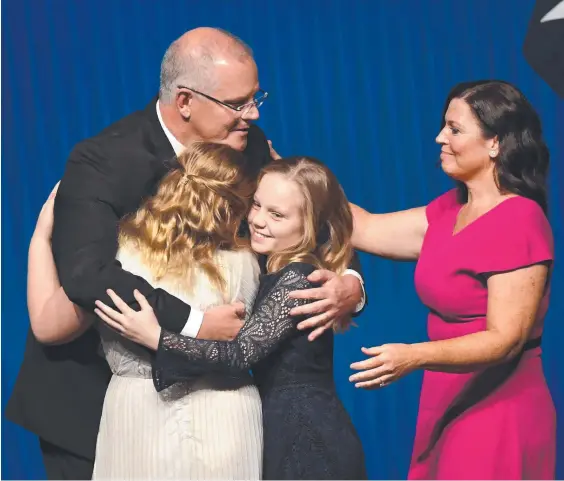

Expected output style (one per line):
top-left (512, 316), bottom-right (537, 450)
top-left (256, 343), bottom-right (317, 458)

top-left (3, 0), bottom-right (563, 479)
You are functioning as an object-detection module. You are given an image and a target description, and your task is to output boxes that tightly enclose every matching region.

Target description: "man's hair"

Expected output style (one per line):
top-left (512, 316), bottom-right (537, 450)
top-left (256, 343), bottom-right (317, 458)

top-left (159, 29), bottom-right (253, 104)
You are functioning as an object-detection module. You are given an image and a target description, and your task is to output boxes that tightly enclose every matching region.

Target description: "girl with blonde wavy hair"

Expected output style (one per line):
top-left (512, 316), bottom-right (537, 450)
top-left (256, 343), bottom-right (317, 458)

top-left (95, 155), bottom-right (367, 479)
top-left (27, 142), bottom-right (265, 479)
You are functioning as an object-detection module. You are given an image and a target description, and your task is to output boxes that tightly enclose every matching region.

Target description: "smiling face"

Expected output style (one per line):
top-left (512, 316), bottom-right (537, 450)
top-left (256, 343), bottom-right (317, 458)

top-left (185, 57), bottom-right (260, 152)
top-left (247, 173), bottom-right (305, 255)
top-left (436, 97), bottom-right (498, 182)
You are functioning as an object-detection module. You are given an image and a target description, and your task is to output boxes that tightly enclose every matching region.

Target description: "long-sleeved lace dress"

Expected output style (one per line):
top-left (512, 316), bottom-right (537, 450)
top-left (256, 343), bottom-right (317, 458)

top-left (153, 262), bottom-right (367, 480)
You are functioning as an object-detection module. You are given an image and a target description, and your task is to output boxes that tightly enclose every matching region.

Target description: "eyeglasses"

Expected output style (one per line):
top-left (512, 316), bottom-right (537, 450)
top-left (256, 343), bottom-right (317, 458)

top-left (177, 85), bottom-right (268, 114)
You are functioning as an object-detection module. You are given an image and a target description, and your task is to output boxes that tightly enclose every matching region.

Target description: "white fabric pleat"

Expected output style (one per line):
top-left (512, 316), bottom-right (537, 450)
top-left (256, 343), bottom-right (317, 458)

top-left (92, 245), bottom-right (263, 480)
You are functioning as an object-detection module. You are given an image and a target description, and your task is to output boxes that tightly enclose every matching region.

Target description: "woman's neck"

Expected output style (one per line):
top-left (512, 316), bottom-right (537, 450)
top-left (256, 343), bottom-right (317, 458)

top-left (464, 176), bottom-right (507, 209)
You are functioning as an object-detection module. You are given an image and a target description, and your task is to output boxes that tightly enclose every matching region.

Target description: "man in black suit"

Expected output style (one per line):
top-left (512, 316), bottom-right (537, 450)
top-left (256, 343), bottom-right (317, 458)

top-left (6, 27), bottom-right (365, 479)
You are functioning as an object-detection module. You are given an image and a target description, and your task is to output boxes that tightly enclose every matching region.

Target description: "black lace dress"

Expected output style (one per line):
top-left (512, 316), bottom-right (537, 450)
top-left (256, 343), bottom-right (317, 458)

top-left (152, 262), bottom-right (366, 480)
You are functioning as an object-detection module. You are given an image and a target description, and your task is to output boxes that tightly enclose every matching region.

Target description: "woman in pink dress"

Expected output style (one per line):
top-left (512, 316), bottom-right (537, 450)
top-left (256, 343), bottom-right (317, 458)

top-left (349, 80), bottom-right (555, 479)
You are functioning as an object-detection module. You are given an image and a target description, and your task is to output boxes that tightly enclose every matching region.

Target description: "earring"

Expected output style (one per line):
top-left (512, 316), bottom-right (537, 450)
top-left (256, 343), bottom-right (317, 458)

top-left (489, 150), bottom-right (497, 158)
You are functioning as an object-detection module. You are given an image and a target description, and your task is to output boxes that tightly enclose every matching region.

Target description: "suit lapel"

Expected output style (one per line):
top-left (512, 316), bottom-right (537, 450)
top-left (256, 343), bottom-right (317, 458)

top-left (143, 96), bottom-right (176, 166)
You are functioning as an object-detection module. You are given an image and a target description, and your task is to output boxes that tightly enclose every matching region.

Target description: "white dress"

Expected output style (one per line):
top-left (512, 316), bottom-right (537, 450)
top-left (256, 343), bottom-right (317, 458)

top-left (92, 243), bottom-right (263, 480)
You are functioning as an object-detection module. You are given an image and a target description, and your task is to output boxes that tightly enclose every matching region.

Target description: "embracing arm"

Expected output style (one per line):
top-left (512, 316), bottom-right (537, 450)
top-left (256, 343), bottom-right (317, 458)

top-left (26, 185), bottom-right (90, 344)
top-left (53, 140), bottom-right (193, 334)
top-left (350, 204), bottom-right (428, 261)
top-left (28, 240), bottom-right (91, 345)
top-left (152, 265), bottom-right (315, 391)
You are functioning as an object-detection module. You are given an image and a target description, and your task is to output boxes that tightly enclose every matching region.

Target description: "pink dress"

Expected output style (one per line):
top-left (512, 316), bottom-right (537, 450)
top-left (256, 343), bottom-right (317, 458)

top-left (408, 189), bottom-right (556, 480)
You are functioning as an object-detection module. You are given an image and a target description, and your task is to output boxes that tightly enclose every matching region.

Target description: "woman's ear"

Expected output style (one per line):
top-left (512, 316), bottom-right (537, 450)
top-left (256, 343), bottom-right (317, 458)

top-left (488, 136), bottom-right (500, 158)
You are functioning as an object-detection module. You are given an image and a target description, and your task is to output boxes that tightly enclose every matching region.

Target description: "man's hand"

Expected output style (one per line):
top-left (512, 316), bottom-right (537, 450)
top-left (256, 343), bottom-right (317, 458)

top-left (197, 302), bottom-right (246, 341)
top-left (288, 270), bottom-right (363, 341)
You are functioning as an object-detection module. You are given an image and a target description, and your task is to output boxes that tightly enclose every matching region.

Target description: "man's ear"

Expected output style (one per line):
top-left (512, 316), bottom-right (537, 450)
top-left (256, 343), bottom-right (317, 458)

top-left (176, 90), bottom-right (193, 121)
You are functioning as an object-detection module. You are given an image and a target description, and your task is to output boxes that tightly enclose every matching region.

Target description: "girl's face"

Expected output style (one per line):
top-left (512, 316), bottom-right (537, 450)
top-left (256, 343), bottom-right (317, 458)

top-left (247, 173), bottom-right (305, 255)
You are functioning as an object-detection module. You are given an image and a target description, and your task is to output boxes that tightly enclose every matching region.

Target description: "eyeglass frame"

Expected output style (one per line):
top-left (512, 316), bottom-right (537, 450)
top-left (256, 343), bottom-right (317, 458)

top-left (177, 85), bottom-right (268, 113)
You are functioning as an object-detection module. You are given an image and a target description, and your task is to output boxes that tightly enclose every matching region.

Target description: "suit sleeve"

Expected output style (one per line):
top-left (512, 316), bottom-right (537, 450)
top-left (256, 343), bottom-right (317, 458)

top-left (52, 139), bottom-right (191, 333)
top-left (244, 124), bottom-right (273, 174)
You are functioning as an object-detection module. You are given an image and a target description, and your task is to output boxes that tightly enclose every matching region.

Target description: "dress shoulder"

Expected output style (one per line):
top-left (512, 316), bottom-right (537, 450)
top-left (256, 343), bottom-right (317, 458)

top-left (474, 197), bottom-right (553, 275)
top-left (425, 189), bottom-right (460, 224)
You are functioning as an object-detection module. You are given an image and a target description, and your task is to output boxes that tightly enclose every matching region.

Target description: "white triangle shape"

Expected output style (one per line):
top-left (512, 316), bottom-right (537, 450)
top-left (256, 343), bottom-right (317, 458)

top-left (540, 0), bottom-right (564, 22)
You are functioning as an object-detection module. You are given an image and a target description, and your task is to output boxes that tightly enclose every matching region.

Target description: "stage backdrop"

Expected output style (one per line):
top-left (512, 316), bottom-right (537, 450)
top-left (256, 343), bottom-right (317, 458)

top-left (2, 0), bottom-right (563, 478)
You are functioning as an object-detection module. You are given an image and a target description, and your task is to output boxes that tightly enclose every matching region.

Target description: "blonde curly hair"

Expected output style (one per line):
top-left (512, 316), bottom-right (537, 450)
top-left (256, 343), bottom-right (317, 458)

top-left (119, 142), bottom-right (254, 293)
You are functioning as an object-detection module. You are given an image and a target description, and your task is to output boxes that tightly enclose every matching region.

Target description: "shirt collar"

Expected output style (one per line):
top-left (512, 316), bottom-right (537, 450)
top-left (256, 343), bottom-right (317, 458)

top-left (156, 100), bottom-right (186, 156)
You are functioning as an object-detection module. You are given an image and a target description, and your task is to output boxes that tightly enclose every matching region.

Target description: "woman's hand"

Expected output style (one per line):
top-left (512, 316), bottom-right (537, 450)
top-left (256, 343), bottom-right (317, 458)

top-left (349, 343), bottom-right (419, 389)
top-left (33, 182), bottom-right (60, 241)
top-left (95, 289), bottom-right (161, 350)
top-left (268, 140), bottom-right (282, 160)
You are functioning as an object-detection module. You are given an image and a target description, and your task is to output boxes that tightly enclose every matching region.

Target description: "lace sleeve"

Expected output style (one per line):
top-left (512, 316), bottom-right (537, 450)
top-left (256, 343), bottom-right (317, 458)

top-left (152, 265), bottom-right (314, 392)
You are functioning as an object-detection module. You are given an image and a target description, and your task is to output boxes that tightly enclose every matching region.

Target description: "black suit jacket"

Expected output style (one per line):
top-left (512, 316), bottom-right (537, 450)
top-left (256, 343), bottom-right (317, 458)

top-left (5, 97), bottom-right (364, 461)
top-left (5, 97), bottom-right (272, 460)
